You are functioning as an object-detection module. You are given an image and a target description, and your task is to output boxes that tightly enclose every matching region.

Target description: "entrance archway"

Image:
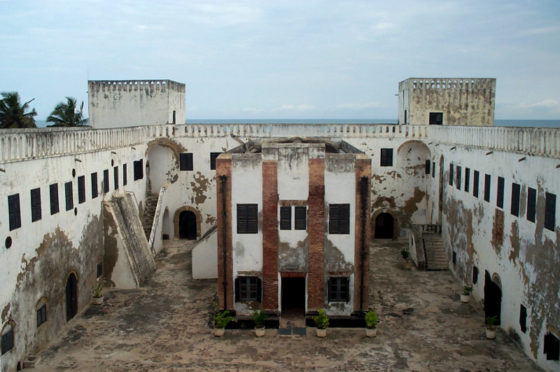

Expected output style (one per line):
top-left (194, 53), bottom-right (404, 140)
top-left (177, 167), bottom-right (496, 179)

top-left (375, 213), bottom-right (394, 239)
top-left (179, 211), bottom-right (197, 240)
top-left (484, 271), bottom-right (502, 325)
top-left (65, 273), bottom-right (78, 321)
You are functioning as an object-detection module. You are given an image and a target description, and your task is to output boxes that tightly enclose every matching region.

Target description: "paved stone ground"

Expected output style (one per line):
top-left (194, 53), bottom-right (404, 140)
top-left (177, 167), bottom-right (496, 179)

top-left (32, 239), bottom-right (540, 371)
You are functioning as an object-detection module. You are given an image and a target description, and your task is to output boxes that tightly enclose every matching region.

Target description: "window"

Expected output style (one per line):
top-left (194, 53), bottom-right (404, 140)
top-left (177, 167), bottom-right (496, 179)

top-left (328, 277), bottom-right (350, 302)
top-left (484, 174), bottom-right (491, 202)
top-left (97, 262), bottom-right (103, 278)
top-left (37, 304), bottom-right (47, 327)
top-left (280, 206), bottom-right (291, 230)
top-left (545, 193), bottom-right (556, 231)
top-left (1, 325), bottom-right (14, 355)
top-left (91, 172), bottom-right (98, 199)
top-left (329, 204), bottom-right (350, 234)
top-left (123, 164), bottom-right (127, 186)
top-left (103, 169), bottom-right (109, 193)
top-left (235, 276), bottom-right (261, 302)
top-left (472, 266), bottom-right (479, 284)
top-left (511, 183), bottom-right (521, 217)
top-left (432, 161), bottom-right (435, 178)
top-left (172, 110), bottom-right (176, 124)
top-left (210, 152), bottom-right (221, 170)
top-left (519, 305), bottom-right (527, 333)
top-left (404, 109), bottom-right (407, 124)
top-left (425, 160), bottom-right (431, 175)
top-left (295, 206), bottom-right (307, 230)
top-left (8, 194), bottom-right (21, 231)
top-left (113, 166), bottom-right (119, 190)
top-left (429, 112), bottom-right (443, 125)
top-left (465, 168), bottom-right (470, 192)
top-left (49, 183), bottom-right (59, 215)
top-left (449, 164), bottom-right (454, 186)
top-left (237, 204), bottom-right (258, 234)
top-left (31, 188), bottom-right (41, 222)
top-left (380, 148), bottom-right (393, 167)
top-left (527, 187), bottom-right (537, 223)
top-left (65, 182), bottom-right (73, 211)
top-left (78, 176), bottom-right (86, 204)
top-left (456, 165), bottom-right (462, 190)
top-left (497, 177), bottom-right (504, 208)
top-left (473, 170), bottom-right (480, 198)
top-left (133, 159), bottom-right (143, 180)
top-left (544, 332), bottom-right (559, 360)
top-left (452, 251), bottom-right (457, 266)
top-left (179, 153), bottom-right (193, 171)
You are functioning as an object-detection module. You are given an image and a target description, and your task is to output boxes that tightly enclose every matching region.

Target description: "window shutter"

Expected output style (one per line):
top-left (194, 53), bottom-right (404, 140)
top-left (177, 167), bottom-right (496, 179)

top-left (527, 187), bottom-right (537, 222)
top-left (65, 182), bottom-right (73, 211)
top-left (280, 206), bottom-right (291, 230)
top-left (91, 172), bottom-right (98, 198)
top-left (8, 194), bottom-right (21, 230)
top-left (78, 176), bottom-right (86, 204)
top-left (114, 166), bottom-right (119, 190)
top-left (425, 160), bottom-right (430, 175)
top-left (31, 188), bottom-right (41, 222)
top-left (123, 164), bottom-right (127, 186)
top-left (180, 153), bottom-right (193, 171)
top-left (497, 177), bottom-right (504, 208)
top-left (50, 183), bottom-right (59, 215)
top-left (103, 169), bottom-right (109, 193)
top-left (248, 205), bottom-right (258, 233)
top-left (545, 192), bottom-right (556, 231)
top-left (295, 206), bottom-right (307, 230)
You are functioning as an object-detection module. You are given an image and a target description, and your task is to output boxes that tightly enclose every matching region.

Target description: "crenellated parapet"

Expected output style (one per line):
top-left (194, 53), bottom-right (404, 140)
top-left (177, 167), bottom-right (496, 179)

top-left (1, 124), bottom-right (559, 164)
top-left (88, 80), bottom-right (185, 93)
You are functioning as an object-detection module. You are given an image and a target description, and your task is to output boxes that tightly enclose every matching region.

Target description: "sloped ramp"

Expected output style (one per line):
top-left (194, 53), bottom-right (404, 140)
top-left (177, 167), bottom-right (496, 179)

top-left (104, 193), bottom-right (156, 288)
top-left (423, 234), bottom-right (448, 271)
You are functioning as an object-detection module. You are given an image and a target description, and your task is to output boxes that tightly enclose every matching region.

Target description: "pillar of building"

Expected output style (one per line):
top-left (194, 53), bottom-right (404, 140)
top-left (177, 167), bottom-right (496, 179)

top-left (307, 158), bottom-right (325, 311)
top-left (216, 155), bottom-right (233, 310)
top-left (262, 161), bottom-right (279, 310)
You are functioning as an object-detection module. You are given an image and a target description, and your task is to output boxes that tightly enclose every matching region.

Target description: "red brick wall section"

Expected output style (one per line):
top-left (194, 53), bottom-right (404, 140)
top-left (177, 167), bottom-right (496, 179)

top-left (354, 157), bottom-right (371, 312)
top-left (216, 155), bottom-right (233, 310)
top-left (307, 158), bottom-right (325, 311)
top-left (262, 161), bottom-right (279, 310)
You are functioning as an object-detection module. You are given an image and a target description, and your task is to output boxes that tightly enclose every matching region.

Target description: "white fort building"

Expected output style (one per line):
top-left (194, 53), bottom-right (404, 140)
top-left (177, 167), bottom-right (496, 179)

top-left (0, 78), bottom-right (559, 371)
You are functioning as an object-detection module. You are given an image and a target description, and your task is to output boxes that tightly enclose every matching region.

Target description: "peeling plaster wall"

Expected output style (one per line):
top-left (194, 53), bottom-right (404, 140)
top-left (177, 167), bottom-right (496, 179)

top-left (0, 144), bottom-right (147, 370)
top-left (231, 153), bottom-right (263, 313)
top-left (437, 143), bottom-right (559, 371)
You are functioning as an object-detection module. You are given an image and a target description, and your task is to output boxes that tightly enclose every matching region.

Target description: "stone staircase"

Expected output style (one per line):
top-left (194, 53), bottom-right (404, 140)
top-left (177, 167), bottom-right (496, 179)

top-left (142, 193), bottom-right (158, 239)
top-left (423, 234), bottom-right (448, 271)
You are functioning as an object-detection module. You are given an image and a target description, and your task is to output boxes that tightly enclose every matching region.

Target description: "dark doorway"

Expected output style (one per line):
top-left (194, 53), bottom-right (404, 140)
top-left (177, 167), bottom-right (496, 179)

top-left (484, 271), bottom-right (502, 325)
top-left (179, 211), bottom-right (197, 240)
top-left (375, 213), bottom-right (394, 239)
top-left (66, 273), bottom-right (78, 321)
top-left (281, 277), bottom-right (305, 316)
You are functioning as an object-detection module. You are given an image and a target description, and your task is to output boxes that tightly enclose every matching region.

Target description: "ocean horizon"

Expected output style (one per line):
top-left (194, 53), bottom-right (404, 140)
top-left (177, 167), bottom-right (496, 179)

top-left (34, 118), bottom-right (560, 128)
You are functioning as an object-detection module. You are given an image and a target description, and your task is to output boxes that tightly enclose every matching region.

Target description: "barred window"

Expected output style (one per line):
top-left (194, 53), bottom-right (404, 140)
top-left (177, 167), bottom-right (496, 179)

top-left (50, 183), bottom-right (59, 215)
top-left (78, 176), bottom-right (86, 204)
top-left (380, 148), bottom-right (393, 167)
top-left (65, 182), bottom-right (73, 211)
top-left (91, 172), bottom-right (98, 199)
top-left (294, 206), bottom-right (307, 230)
top-left (180, 153), bottom-right (193, 171)
top-left (235, 277), bottom-right (261, 302)
top-left (237, 204), bottom-right (258, 234)
top-left (328, 277), bottom-right (350, 302)
top-left (329, 204), bottom-right (350, 234)
top-left (31, 188), bottom-right (41, 222)
top-left (8, 194), bottom-right (21, 231)
top-left (280, 206), bottom-right (291, 230)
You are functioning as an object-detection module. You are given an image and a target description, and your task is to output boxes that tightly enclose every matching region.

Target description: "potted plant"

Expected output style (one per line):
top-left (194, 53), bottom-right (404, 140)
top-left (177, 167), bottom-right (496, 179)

top-left (214, 309), bottom-right (234, 337)
top-left (485, 315), bottom-right (498, 339)
top-left (252, 310), bottom-right (267, 337)
top-left (461, 286), bottom-right (473, 303)
top-left (364, 310), bottom-right (378, 337)
top-left (400, 248), bottom-right (411, 269)
top-left (91, 281), bottom-right (103, 305)
top-left (313, 309), bottom-right (329, 338)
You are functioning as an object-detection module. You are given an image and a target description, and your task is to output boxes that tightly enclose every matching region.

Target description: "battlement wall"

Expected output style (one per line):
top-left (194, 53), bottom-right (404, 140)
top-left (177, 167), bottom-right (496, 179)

top-left (88, 80), bottom-right (185, 93)
top-left (401, 78), bottom-right (495, 91)
top-left (1, 124), bottom-right (559, 164)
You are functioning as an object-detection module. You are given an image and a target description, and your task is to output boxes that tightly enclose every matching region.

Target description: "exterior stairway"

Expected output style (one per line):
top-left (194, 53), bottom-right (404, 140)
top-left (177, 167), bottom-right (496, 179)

top-left (142, 193), bottom-right (159, 239)
top-left (423, 234), bottom-right (448, 271)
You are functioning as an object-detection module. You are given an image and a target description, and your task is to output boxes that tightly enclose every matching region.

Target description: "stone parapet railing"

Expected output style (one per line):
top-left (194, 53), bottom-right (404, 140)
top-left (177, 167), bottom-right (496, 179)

top-left (1, 123), bottom-right (559, 163)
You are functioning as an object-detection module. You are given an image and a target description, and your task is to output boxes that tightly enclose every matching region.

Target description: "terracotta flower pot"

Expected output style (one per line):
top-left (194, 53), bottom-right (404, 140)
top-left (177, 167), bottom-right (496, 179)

top-left (214, 328), bottom-right (225, 337)
top-left (366, 328), bottom-right (377, 337)
top-left (460, 294), bottom-right (470, 303)
top-left (255, 327), bottom-right (265, 337)
top-left (316, 328), bottom-right (327, 338)
top-left (92, 296), bottom-right (103, 305)
top-left (486, 328), bottom-right (496, 339)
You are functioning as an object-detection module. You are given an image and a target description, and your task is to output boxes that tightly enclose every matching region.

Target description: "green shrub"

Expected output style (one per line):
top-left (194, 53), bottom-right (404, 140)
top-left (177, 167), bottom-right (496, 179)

top-left (400, 248), bottom-right (409, 260)
top-left (252, 310), bottom-right (267, 328)
top-left (214, 310), bottom-right (234, 329)
top-left (313, 309), bottom-right (330, 329)
top-left (462, 286), bottom-right (473, 296)
top-left (486, 315), bottom-right (498, 329)
top-left (91, 282), bottom-right (103, 298)
top-left (365, 310), bottom-right (378, 329)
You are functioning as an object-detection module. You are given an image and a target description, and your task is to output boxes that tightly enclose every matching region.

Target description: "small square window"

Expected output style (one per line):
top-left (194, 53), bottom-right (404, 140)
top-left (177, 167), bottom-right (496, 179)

top-left (429, 112), bottom-right (443, 125)
top-left (210, 152), bottom-right (221, 170)
top-left (133, 159), bottom-right (144, 180)
top-left (237, 204), bottom-right (258, 234)
top-left (380, 148), bottom-right (393, 167)
top-left (329, 204), bottom-right (350, 234)
top-left (235, 276), bottom-right (261, 302)
top-left (328, 277), bottom-right (350, 302)
top-left (180, 153), bottom-right (193, 171)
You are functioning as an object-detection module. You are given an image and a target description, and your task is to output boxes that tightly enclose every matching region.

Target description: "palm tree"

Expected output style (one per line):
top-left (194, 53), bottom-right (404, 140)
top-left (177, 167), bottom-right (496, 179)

top-left (0, 92), bottom-right (37, 128)
top-left (47, 97), bottom-right (87, 127)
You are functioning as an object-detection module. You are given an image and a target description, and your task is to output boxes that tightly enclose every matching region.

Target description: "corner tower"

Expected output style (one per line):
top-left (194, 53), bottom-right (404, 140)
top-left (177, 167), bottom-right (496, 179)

top-left (88, 80), bottom-right (186, 128)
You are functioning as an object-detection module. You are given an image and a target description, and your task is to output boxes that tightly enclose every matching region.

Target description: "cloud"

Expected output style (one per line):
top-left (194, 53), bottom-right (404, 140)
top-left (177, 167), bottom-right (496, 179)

top-left (526, 99), bottom-right (560, 109)
top-left (336, 102), bottom-right (381, 110)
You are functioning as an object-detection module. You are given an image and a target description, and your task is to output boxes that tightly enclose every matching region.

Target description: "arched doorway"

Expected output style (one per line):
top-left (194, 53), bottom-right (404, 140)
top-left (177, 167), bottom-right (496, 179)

top-left (179, 211), bottom-right (197, 240)
top-left (162, 208), bottom-right (171, 240)
top-left (65, 273), bottom-right (78, 321)
top-left (484, 271), bottom-right (502, 325)
top-left (375, 213), bottom-right (394, 239)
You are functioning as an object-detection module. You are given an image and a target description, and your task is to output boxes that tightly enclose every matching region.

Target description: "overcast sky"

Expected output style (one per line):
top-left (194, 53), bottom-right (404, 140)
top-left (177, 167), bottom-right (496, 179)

top-left (1, 0), bottom-right (559, 120)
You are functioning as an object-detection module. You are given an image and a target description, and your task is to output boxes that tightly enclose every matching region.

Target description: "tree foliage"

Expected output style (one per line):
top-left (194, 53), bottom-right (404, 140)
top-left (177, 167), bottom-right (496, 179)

top-left (47, 97), bottom-right (87, 127)
top-left (0, 92), bottom-right (37, 129)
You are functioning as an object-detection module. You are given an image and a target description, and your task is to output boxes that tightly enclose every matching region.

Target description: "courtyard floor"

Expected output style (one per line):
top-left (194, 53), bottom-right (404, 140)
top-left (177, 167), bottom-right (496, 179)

top-left (32, 239), bottom-right (540, 371)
